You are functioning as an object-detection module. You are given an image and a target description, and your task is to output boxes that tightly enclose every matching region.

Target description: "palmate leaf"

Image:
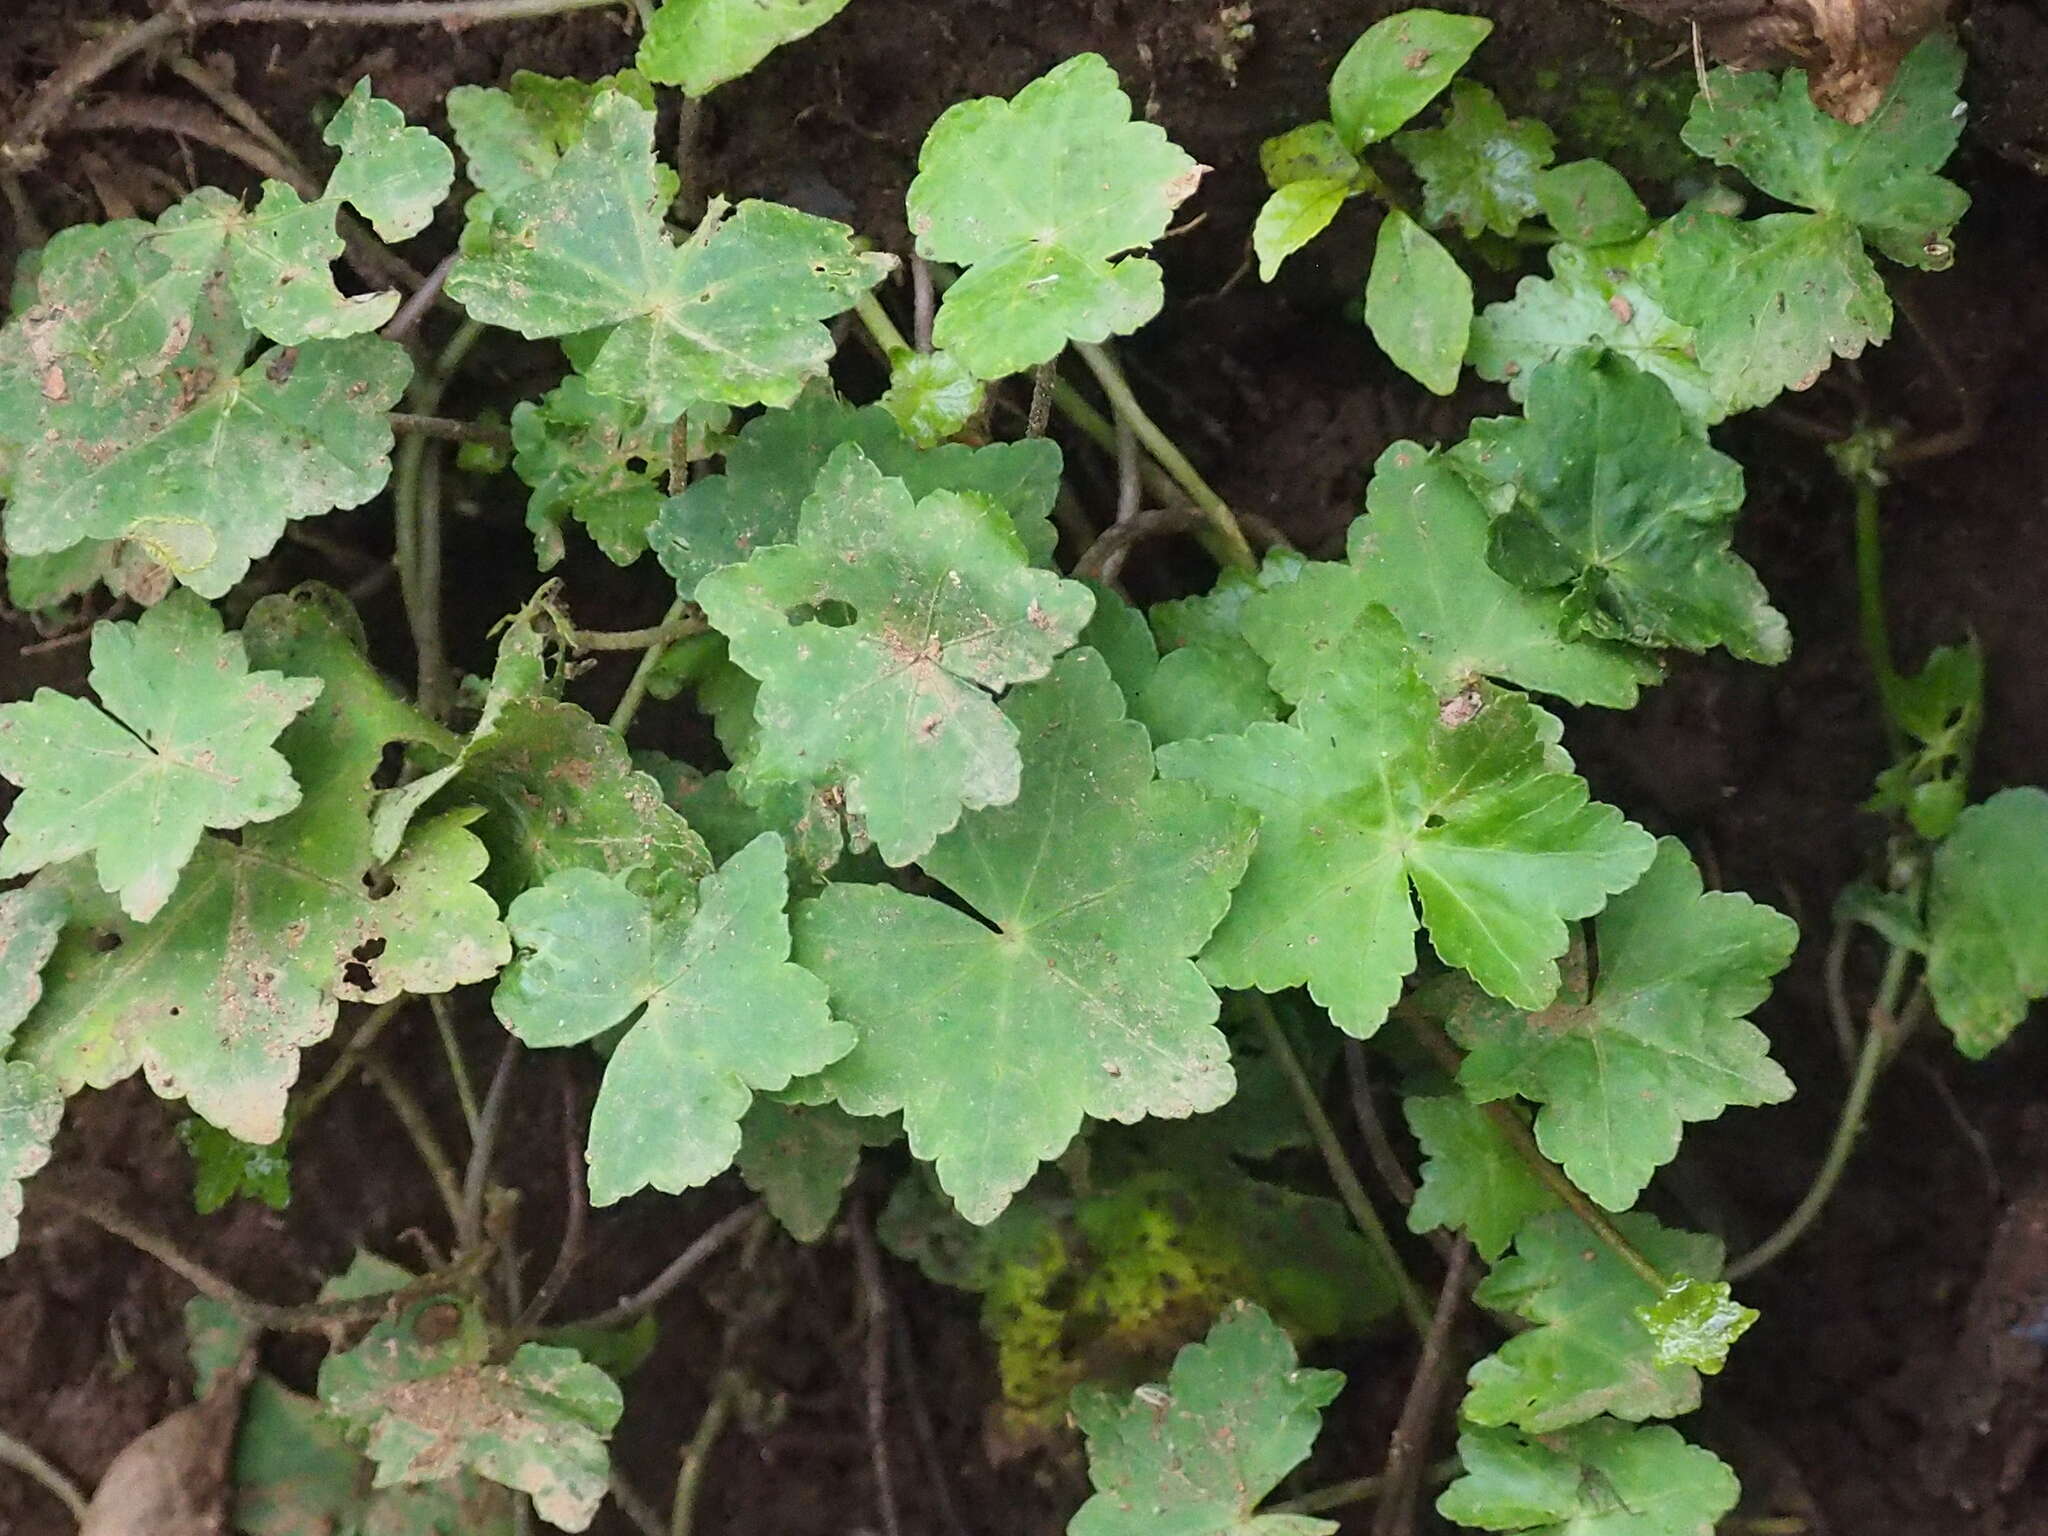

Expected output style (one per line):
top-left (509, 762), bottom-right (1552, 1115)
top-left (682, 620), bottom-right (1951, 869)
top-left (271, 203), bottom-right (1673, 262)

top-left (1394, 81), bottom-right (1556, 238)
top-left (318, 1297), bottom-right (621, 1532)
top-left (0, 214), bottom-right (410, 596)
top-left (879, 348), bottom-right (984, 446)
top-left (1158, 605), bottom-right (1654, 1039)
top-left (1405, 1095), bottom-right (1560, 1262)
top-left (1281, 442), bottom-right (1659, 707)
top-left (653, 386), bottom-right (1061, 599)
top-left (798, 650), bottom-right (1256, 1222)
top-left (736, 1097), bottom-right (898, 1241)
top-left (180, 1117), bottom-right (291, 1214)
top-left (446, 70), bottom-right (658, 245)
top-left (1446, 838), bottom-right (1795, 1210)
top-left (12, 586), bottom-right (508, 1143)
top-left (638, 0), bottom-right (854, 95)
top-left (697, 446), bottom-right (1092, 866)
top-left (447, 91), bottom-right (889, 417)
top-left (1925, 788), bottom-right (2048, 1057)
top-left (1439, 1421), bottom-right (1740, 1536)
top-left (0, 885), bottom-right (70, 1050)
top-left (1455, 351), bottom-right (1790, 663)
top-left (510, 376), bottom-right (672, 569)
top-left (0, 591), bottom-right (320, 921)
top-left (1463, 1210), bottom-right (1731, 1431)
top-left (494, 833), bottom-right (852, 1205)
top-left (1069, 1301), bottom-right (1344, 1536)
top-left (0, 1061), bottom-right (63, 1257)
top-left (909, 55), bottom-right (1203, 380)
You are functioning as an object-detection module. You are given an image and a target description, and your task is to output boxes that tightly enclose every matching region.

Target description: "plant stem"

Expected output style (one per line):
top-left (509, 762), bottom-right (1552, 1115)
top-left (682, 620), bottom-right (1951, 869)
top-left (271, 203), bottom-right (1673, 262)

top-left (1025, 361), bottom-right (1057, 438)
top-left (509, 1070), bottom-right (590, 1339)
top-left (1072, 341), bottom-right (1256, 572)
top-left (574, 612), bottom-right (704, 651)
top-left (360, 1053), bottom-right (465, 1227)
top-left (849, 1206), bottom-right (904, 1536)
top-left (293, 998), bottom-right (409, 1128)
top-left (852, 292), bottom-right (911, 357)
top-left (1247, 995), bottom-right (1433, 1337)
top-left (389, 411), bottom-right (512, 448)
top-left (1850, 470), bottom-right (1905, 756)
top-left (1372, 1240), bottom-right (1472, 1536)
top-left (395, 319), bottom-right (484, 721)
top-left (1270, 1458), bottom-right (1461, 1518)
top-left (567, 1205), bottom-right (762, 1330)
top-left (461, 1036), bottom-right (521, 1254)
top-left (0, 1427), bottom-right (87, 1526)
top-left (429, 994), bottom-right (482, 1142)
top-left (609, 594), bottom-right (693, 734)
top-left (669, 1372), bottom-right (741, 1536)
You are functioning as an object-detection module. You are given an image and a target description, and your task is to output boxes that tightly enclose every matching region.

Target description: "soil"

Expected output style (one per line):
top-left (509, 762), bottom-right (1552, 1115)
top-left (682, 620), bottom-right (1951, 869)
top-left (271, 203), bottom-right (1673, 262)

top-left (4, 1), bottom-right (2048, 1533)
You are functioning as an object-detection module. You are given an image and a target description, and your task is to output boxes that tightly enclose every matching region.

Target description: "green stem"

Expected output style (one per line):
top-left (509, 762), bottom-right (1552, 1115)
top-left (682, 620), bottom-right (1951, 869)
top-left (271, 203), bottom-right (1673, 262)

top-left (429, 994), bottom-right (482, 1143)
top-left (1248, 995), bottom-right (1434, 1337)
top-left (1072, 342), bottom-right (1255, 572)
top-left (670, 1373), bottom-right (741, 1536)
top-left (853, 292), bottom-right (912, 358)
top-left (1851, 470), bottom-right (1905, 757)
top-left (396, 319), bottom-right (485, 722)
top-left (1269, 1457), bottom-right (1461, 1518)
top-left (360, 1053), bottom-right (466, 1228)
top-left (609, 594), bottom-right (692, 735)
top-left (573, 613), bottom-right (705, 651)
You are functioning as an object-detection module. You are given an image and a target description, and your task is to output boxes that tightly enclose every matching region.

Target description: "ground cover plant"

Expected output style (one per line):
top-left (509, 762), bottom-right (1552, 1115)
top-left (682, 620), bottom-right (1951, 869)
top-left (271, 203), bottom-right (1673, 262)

top-left (0, 0), bottom-right (2044, 1532)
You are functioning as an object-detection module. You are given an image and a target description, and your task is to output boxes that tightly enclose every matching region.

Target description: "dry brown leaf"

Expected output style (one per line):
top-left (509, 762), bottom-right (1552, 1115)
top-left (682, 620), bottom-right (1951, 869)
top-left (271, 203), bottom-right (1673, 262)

top-left (78, 1349), bottom-right (254, 1536)
top-left (1600, 0), bottom-right (1954, 121)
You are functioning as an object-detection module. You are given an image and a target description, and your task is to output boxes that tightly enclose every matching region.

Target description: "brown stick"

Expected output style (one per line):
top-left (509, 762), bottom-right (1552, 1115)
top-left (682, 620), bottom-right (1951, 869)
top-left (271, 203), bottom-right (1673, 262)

top-left (1371, 1240), bottom-right (1473, 1536)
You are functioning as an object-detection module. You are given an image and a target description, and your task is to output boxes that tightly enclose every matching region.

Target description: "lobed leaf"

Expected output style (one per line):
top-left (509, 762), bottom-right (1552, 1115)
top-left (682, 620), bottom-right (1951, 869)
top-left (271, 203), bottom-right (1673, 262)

top-left (1439, 1420), bottom-right (1740, 1535)
top-left (179, 1117), bottom-right (291, 1214)
top-left (737, 1097), bottom-right (897, 1241)
top-left (510, 376), bottom-right (674, 569)
top-left (637, 0), bottom-right (854, 95)
top-left (1925, 788), bottom-right (2048, 1056)
top-left (0, 886), bottom-right (69, 1050)
top-left (0, 1061), bottom-right (62, 1258)
top-left (1394, 81), bottom-right (1555, 238)
top-left (1405, 1094), bottom-right (1560, 1263)
top-left (1532, 159), bottom-right (1647, 246)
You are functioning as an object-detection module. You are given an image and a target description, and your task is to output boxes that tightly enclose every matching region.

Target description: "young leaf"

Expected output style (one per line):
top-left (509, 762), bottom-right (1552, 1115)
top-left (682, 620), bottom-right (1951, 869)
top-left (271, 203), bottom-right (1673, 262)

top-left (0, 1061), bottom-right (63, 1258)
top-left (13, 586), bottom-right (508, 1143)
top-left (321, 79), bottom-right (458, 242)
top-left (447, 69), bottom-right (656, 242)
top-left (318, 1298), bottom-right (622, 1532)
top-left (637, 0), bottom-right (854, 95)
top-left (0, 886), bottom-right (70, 1053)
top-left (494, 833), bottom-right (852, 1205)
top-left (1456, 351), bottom-right (1790, 663)
top-left (879, 348), bottom-right (983, 446)
top-left (510, 376), bottom-right (672, 569)
top-left (0, 591), bottom-right (321, 921)
top-left (1469, 240), bottom-right (1722, 424)
top-left (1260, 121), bottom-right (1362, 189)
top-left (1639, 1277), bottom-right (1757, 1373)
top-left (1327, 9), bottom-right (1493, 153)
top-left (1254, 179), bottom-right (1351, 281)
top-left (653, 387), bottom-right (1060, 598)
top-left (1405, 1094), bottom-right (1561, 1262)
top-left (1532, 159), bottom-right (1648, 246)
top-left (1438, 1421), bottom-right (1740, 1535)
top-left (1345, 443), bottom-right (1660, 707)
top-left (1158, 607), bottom-right (1654, 1038)
top-left (1364, 210), bottom-right (1472, 396)
top-left (1682, 35), bottom-right (1968, 271)
top-left (1069, 1300), bottom-right (1345, 1536)
top-left (1083, 577), bottom-right (1286, 747)
top-left (1463, 1210), bottom-right (1730, 1430)
top-left (179, 1118), bottom-right (291, 1214)
top-left (0, 217), bottom-right (410, 596)
top-left (737, 1097), bottom-right (897, 1241)
top-left (447, 92), bottom-right (889, 416)
top-left (1395, 81), bottom-right (1556, 238)
top-left (1447, 837), bottom-right (1796, 1211)
top-left (908, 55), bottom-right (1202, 379)
top-left (1925, 787), bottom-right (2048, 1057)
top-left (696, 446), bottom-right (1093, 866)
top-left (797, 650), bottom-right (1257, 1222)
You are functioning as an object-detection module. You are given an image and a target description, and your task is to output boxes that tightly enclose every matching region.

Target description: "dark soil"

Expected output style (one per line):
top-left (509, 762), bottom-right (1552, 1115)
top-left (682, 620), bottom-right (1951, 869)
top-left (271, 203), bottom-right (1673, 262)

top-left (5, 1), bottom-right (2048, 1533)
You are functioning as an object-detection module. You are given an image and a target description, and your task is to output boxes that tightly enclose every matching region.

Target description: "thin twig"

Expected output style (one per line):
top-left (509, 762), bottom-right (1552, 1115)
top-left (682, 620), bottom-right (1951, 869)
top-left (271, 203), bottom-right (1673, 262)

top-left (572, 612), bottom-right (705, 651)
top-left (510, 1070), bottom-right (590, 1337)
top-left (360, 1052), bottom-right (465, 1228)
top-left (1270, 1459), bottom-right (1460, 1518)
top-left (1025, 361), bottom-right (1057, 439)
top-left (389, 411), bottom-right (509, 448)
top-left (1073, 506), bottom-right (1204, 585)
top-left (461, 1036), bottom-right (521, 1254)
top-left (1885, 286), bottom-right (1981, 468)
top-left (565, 1204), bottom-right (763, 1330)
top-left (670, 95), bottom-right (708, 224)
top-left (910, 257), bottom-right (935, 353)
top-left (890, 1309), bottom-right (968, 1536)
top-left (1372, 1240), bottom-right (1473, 1536)
top-left (62, 95), bottom-right (311, 193)
top-left (1344, 1041), bottom-right (1417, 1206)
top-left (670, 1371), bottom-right (741, 1536)
top-left (1114, 409), bottom-right (1142, 528)
top-left (384, 253), bottom-right (457, 343)
top-left (293, 998), bottom-right (408, 1128)
top-left (609, 1474), bottom-right (667, 1536)
top-left (0, 1426), bottom-right (88, 1526)
top-left (428, 994), bottom-right (483, 1143)
top-left (1249, 995), bottom-right (1433, 1337)
top-left (1822, 921), bottom-right (1859, 1077)
top-left (848, 1206), bottom-right (903, 1536)
top-left (167, 55), bottom-right (307, 180)
top-left (396, 319), bottom-right (485, 722)
top-left (609, 594), bottom-right (693, 733)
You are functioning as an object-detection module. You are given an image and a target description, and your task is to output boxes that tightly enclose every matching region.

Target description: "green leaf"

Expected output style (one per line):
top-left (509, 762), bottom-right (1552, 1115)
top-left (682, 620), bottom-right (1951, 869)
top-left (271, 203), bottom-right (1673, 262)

top-left (1470, 240), bottom-right (1722, 424)
top-left (1447, 837), bottom-right (1794, 1210)
top-left (0, 217), bottom-right (411, 595)
top-left (1344, 443), bottom-right (1660, 707)
top-left (13, 586), bottom-right (507, 1143)
top-left (1254, 180), bottom-right (1351, 281)
top-left (1647, 206), bottom-right (1889, 415)
top-left (318, 1298), bottom-right (622, 1532)
top-left (737, 1097), bottom-right (896, 1241)
top-left (1405, 1094), bottom-right (1560, 1262)
top-left (637, 0), bottom-right (854, 95)
top-left (1328, 9), bottom-right (1493, 153)
top-left (1083, 579), bottom-right (1287, 748)
top-left (0, 1061), bottom-right (62, 1257)
top-left (496, 835), bottom-right (848, 1204)
top-left (0, 591), bottom-right (321, 921)
top-left (654, 387), bottom-right (1061, 597)
top-left (1456, 351), bottom-right (1790, 663)
top-left (447, 70), bottom-right (655, 245)
top-left (1069, 1301), bottom-right (1344, 1536)
top-left (798, 650), bottom-right (1256, 1222)
top-left (1159, 606), bottom-right (1654, 1038)
top-left (179, 1117), bottom-right (291, 1214)
top-left (1463, 1210), bottom-right (1729, 1431)
top-left (1682, 35), bottom-right (1968, 270)
top-left (1867, 638), bottom-right (1982, 840)
top-left (0, 886), bottom-right (69, 1051)
top-left (1637, 1277), bottom-right (1756, 1373)
top-left (1438, 1421), bottom-right (1740, 1535)
top-left (1259, 121), bottom-right (1361, 189)
top-left (510, 376), bottom-right (671, 569)
top-left (1925, 788), bottom-right (2048, 1056)
top-left (880, 348), bottom-right (984, 446)
top-left (1363, 211), bottom-right (1471, 395)
top-left (697, 446), bottom-right (1092, 866)
top-left (1395, 82), bottom-right (1556, 238)
top-left (909, 55), bottom-right (1203, 379)
top-left (1533, 159), bottom-right (1648, 246)
top-left (447, 92), bottom-right (889, 416)
top-left (322, 78), bottom-right (459, 242)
